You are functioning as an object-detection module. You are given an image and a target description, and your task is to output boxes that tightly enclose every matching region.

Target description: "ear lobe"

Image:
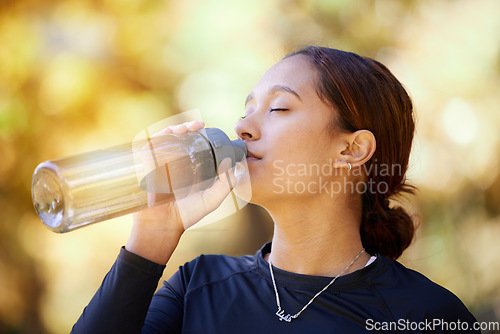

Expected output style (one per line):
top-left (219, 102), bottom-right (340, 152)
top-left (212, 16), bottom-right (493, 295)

top-left (340, 130), bottom-right (376, 167)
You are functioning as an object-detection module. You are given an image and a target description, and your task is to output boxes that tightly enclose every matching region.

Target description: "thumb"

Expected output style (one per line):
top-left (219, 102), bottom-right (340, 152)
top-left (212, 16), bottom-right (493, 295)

top-left (217, 158), bottom-right (236, 190)
top-left (174, 158), bottom-right (237, 229)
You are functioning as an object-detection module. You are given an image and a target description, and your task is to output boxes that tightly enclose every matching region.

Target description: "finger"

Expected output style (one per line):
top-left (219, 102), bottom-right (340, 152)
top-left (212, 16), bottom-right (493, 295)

top-left (185, 120), bottom-right (205, 131)
top-left (183, 160), bottom-right (235, 214)
top-left (150, 127), bottom-right (173, 138)
top-left (217, 158), bottom-right (236, 189)
top-left (217, 157), bottom-right (232, 175)
top-left (199, 175), bottom-right (234, 212)
top-left (174, 180), bottom-right (232, 229)
top-left (151, 121), bottom-right (204, 138)
top-left (171, 124), bottom-right (188, 134)
top-left (175, 162), bottom-right (237, 229)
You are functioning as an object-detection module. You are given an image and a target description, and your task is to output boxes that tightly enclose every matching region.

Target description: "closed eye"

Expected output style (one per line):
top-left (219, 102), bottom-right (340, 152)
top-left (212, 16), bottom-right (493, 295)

top-left (241, 108), bottom-right (289, 119)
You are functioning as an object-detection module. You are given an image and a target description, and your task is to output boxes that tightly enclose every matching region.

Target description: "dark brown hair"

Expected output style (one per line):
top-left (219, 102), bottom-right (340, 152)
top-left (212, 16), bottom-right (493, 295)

top-left (288, 46), bottom-right (416, 259)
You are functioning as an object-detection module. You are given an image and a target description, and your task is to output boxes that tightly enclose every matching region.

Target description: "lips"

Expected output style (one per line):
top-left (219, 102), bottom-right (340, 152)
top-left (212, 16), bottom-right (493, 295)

top-left (246, 149), bottom-right (262, 160)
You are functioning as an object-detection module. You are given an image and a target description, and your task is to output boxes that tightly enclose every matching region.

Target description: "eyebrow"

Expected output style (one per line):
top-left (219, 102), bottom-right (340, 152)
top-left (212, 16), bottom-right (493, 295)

top-left (245, 85), bottom-right (302, 106)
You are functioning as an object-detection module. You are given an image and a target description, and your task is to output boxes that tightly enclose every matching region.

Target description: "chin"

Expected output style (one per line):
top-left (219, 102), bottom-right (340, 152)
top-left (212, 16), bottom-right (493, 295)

top-left (232, 160), bottom-right (253, 203)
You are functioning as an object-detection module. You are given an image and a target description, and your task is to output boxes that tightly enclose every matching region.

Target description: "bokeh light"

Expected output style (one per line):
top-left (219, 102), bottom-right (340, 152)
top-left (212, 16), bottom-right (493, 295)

top-left (1, 0), bottom-right (499, 332)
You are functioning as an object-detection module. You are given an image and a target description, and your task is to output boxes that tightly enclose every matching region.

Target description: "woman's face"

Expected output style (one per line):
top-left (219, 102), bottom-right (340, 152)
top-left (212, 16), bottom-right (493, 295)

top-left (234, 55), bottom-right (346, 205)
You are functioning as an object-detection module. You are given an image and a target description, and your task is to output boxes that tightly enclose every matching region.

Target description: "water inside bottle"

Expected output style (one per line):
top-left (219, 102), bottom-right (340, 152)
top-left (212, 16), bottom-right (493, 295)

top-left (32, 167), bottom-right (66, 229)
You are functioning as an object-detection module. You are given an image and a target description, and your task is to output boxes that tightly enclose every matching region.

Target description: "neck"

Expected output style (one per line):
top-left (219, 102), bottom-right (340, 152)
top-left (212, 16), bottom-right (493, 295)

top-left (265, 194), bottom-right (370, 277)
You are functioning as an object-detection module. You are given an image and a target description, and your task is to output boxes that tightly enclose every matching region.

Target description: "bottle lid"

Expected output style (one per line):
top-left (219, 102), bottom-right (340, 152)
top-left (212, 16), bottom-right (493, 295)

top-left (203, 128), bottom-right (247, 172)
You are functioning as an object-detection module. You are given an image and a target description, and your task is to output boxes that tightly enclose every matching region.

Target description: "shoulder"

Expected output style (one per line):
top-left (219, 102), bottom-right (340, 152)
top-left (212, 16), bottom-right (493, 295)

top-left (184, 253), bottom-right (255, 281)
top-left (166, 251), bottom-right (257, 295)
top-left (382, 259), bottom-right (459, 301)
top-left (373, 257), bottom-right (477, 322)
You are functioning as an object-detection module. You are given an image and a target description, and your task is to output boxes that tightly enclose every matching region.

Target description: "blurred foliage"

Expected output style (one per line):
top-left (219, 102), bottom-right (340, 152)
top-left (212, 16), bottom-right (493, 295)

top-left (0, 0), bottom-right (499, 332)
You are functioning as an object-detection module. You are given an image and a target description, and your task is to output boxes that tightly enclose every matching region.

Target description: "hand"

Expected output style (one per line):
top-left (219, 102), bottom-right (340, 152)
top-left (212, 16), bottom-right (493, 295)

top-left (126, 121), bottom-right (237, 265)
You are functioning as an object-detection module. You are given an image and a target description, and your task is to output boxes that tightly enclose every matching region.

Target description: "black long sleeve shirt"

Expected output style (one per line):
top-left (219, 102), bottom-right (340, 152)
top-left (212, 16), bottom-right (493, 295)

top-left (72, 243), bottom-right (479, 333)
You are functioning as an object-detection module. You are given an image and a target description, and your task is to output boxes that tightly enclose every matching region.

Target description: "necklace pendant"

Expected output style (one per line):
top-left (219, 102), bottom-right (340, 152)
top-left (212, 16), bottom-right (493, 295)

top-left (269, 249), bottom-right (365, 323)
top-left (276, 308), bottom-right (293, 322)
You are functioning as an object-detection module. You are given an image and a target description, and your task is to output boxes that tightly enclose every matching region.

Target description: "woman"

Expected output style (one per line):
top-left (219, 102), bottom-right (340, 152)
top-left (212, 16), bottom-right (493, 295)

top-left (72, 46), bottom-right (479, 333)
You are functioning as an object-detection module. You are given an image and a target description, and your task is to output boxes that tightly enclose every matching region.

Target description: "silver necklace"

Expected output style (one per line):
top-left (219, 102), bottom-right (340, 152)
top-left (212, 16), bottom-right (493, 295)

top-left (268, 248), bottom-right (365, 323)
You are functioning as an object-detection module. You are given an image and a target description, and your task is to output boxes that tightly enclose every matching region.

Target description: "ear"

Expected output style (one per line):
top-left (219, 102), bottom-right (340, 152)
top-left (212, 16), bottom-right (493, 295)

top-left (334, 130), bottom-right (376, 169)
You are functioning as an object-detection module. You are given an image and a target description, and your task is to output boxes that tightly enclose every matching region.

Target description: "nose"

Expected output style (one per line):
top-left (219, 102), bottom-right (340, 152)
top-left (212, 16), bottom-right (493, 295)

top-left (234, 114), bottom-right (261, 141)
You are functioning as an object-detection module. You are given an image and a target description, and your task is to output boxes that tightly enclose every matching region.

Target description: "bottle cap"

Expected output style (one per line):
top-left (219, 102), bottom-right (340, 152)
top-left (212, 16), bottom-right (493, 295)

top-left (203, 128), bottom-right (247, 172)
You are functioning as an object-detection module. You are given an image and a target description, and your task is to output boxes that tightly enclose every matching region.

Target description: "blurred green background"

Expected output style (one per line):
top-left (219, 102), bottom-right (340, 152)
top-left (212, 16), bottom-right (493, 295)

top-left (1, 0), bottom-right (499, 333)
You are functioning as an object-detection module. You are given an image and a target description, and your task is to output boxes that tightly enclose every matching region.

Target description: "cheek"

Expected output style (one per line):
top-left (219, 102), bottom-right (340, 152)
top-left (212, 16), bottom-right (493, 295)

top-left (264, 120), bottom-right (332, 165)
top-left (285, 138), bottom-right (335, 174)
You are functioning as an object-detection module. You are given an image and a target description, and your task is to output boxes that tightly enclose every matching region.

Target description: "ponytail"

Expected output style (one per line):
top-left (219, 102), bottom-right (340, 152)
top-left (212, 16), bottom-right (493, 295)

top-left (360, 192), bottom-right (415, 259)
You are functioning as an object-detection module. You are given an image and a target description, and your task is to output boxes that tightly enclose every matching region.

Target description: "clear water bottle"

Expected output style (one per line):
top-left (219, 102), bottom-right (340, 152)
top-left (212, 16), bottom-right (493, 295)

top-left (31, 128), bottom-right (247, 233)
